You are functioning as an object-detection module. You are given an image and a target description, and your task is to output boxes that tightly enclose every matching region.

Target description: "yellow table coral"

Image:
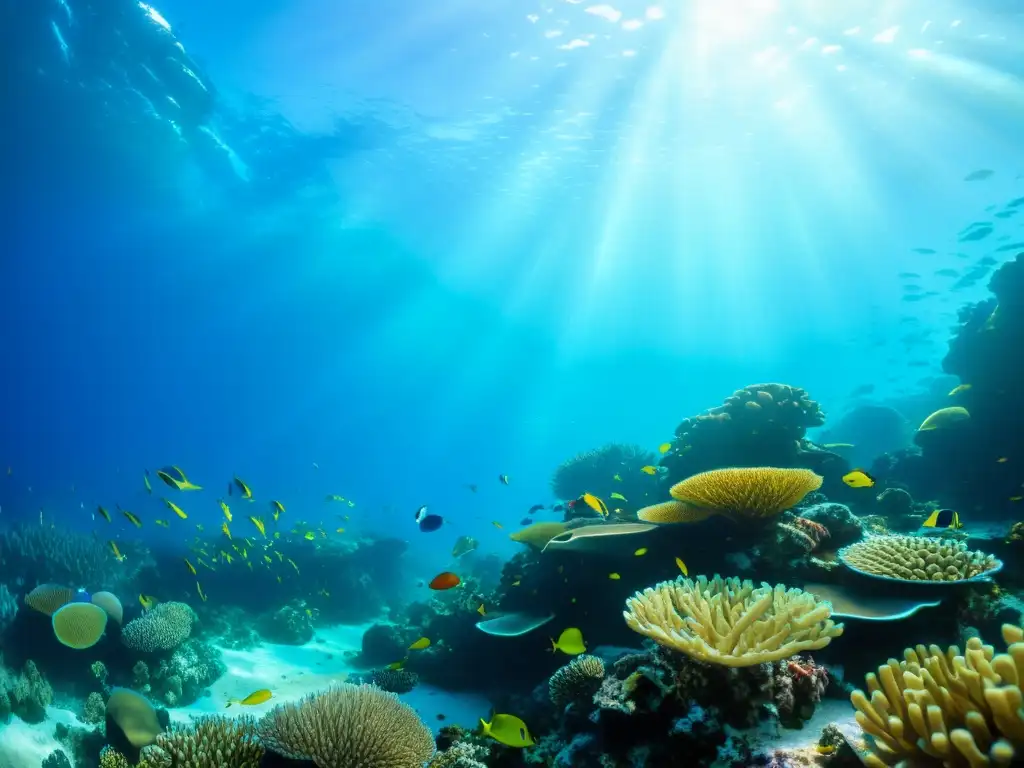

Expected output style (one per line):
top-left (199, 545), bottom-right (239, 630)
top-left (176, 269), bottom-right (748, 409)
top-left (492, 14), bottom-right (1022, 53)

top-left (852, 624), bottom-right (1024, 767)
top-left (622, 574), bottom-right (843, 667)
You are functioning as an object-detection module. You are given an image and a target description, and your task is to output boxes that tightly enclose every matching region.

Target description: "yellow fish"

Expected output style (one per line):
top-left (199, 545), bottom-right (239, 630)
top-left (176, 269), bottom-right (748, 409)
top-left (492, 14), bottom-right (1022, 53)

top-left (143, 473), bottom-right (152, 494)
top-left (492, 521), bottom-right (504, 530)
top-left (163, 499), bottom-right (187, 519)
top-left (263, 555), bottom-right (272, 564)
top-left (658, 442), bottom-right (671, 453)
top-left (581, 493), bottom-right (608, 517)
top-left (231, 476), bottom-right (253, 500)
top-left (1011, 496), bottom-right (1023, 502)
top-left (640, 466), bottom-right (658, 475)
top-left (634, 547), bottom-right (648, 556)
top-left (477, 604), bottom-right (486, 616)
top-left (304, 531), bottom-right (315, 540)
top-left (347, 500), bottom-right (355, 507)
top-left (139, 594), bottom-right (157, 611)
top-left (480, 714), bottom-right (535, 748)
top-left (154, 519), bottom-right (169, 528)
top-left (196, 582), bottom-right (207, 602)
top-left (249, 516), bottom-right (266, 538)
top-left (408, 637), bottom-right (431, 651)
top-left (841, 469), bottom-right (875, 489)
top-left (184, 558), bottom-right (197, 576)
top-left (219, 500), bottom-right (232, 522)
top-left (949, 383), bottom-right (972, 396)
top-left (997, 457), bottom-right (1009, 463)
top-left (221, 551), bottom-right (234, 564)
top-left (275, 551), bottom-right (284, 562)
top-left (222, 521), bottom-right (231, 540)
top-left (336, 527), bottom-right (345, 534)
top-left (122, 510), bottom-right (142, 528)
top-left (609, 573), bottom-right (621, 580)
top-left (109, 540), bottom-right (125, 561)
top-left (287, 558), bottom-right (300, 574)
top-left (816, 745), bottom-right (836, 756)
top-left (550, 627), bottom-right (586, 655)
top-left (675, 557), bottom-right (688, 576)
top-left (226, 689), bottom-right (272, 708)
top-left (387, 659), bottom-right (407, 670)
top-left (612, 473), bottom-right (622, 482)
top-left (271, 500), bottom-right (285, 516)
top-left (325, 494), bottom-right (345, 502)
top-left (155, 466), bottom-right (202, 491)
top-left (610, 492), bottom-right (626, 501)
top-left (97, 505), bottom-right (111, 523)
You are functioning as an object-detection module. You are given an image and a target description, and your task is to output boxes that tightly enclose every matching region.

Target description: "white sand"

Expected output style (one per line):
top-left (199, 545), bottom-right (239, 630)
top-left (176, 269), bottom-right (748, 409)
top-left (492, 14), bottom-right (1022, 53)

top-left (0, 706), bottom-right (82, 768)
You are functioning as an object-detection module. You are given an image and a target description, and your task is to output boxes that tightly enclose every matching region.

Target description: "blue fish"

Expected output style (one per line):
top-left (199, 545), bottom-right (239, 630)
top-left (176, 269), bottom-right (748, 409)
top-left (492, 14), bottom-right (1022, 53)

top-left (415, 505), bottom-right (444, 532)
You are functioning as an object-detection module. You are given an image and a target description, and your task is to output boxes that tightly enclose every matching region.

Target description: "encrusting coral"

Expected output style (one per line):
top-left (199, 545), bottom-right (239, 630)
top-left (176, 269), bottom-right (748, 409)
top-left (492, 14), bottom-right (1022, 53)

top-left (840, 535), bottom-right (1002, 583)
top-left (637, 467), bottom-right (823, 524)
top-left (623, 575), bottom-right (843, 667)
top-left (257, 683), bottom-right (435, 767)
top-left (549, 654), bottom-right (605, 709)
top-left (852, 623), bottom-right (1024, 767)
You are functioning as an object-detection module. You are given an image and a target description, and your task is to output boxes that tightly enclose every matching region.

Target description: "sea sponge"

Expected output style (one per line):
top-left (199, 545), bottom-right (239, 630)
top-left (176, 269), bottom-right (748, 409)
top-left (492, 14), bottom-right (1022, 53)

top-left (623, 574), bottom-right (843, 667)
top-left (917, 406), bottom-right (970, 431)
top-left (141, 715), bottom-right (263, 768)
top-left (840, 535), bottom-right (1002, 583)
top-left (52, 602), bottom-right (108, 649)
top-left (122, 602), bottom-right (195, 652)
top-left (106, 687), bottom-right (163, 748)
top-left (549, 654), bottom-right (605, 708)
top-left (638, 467), bottom-right (822, 524)
top-left (25, 584), bottom-right (76, 616)
top-left (91, 591), bottom-right (123, 623)
top-left (509, 522), bottom-right (568, 549)
top-left (851, 624), bottom-right (1024, 767)
top-left (257, 684), bottom-right (435, 767)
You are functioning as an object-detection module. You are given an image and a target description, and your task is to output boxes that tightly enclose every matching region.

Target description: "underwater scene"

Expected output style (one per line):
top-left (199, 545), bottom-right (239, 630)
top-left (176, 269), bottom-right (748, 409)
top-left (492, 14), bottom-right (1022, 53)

top-left (5, 0), bottom-right (1024, 766)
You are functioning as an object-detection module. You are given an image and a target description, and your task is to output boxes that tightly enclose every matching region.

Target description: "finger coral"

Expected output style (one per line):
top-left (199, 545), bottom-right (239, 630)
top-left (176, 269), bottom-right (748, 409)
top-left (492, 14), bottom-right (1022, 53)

top-left (623, 575), bottom-right (843, 667)
top-left (549, 654), bottom-right (605, 709)
top-left (140, 715), bottom-right (263, 768)
top-left (851, 624), bottom-right (1024, 767)
top-left (257, 683), bottom-right (435, 767)
top-left (638, 467), bottom-right (822, 524)
top-left (122, 602), bottom-right (196, 652)
top-left (839, 535), bottom-right (1002, 583)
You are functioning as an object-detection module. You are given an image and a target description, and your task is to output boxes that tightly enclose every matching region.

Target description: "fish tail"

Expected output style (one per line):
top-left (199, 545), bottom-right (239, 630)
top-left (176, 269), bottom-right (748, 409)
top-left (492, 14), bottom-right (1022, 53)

top-left (479, 719), bottom-right (490, 736)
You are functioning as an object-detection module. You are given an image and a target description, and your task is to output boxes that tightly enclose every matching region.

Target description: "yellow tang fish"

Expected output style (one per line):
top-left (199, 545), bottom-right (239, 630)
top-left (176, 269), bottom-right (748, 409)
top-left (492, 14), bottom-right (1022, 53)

top-left (222, 521), bottom-right (231, 540)
top-left (408, 637), bottom-right (430, 651)
top-left (477, 603), bottom-right (486, 616)
top-left (387, 659), bottom-right (407, 670)
top-left (610, 492), bottom-right (626, 501)
top-left (640, 465), bottom-right (658, 475)
top-left (581, 493), bottom-right (608, 517)
top-left (481, 714), bottom-right (535, 748)
top-left (675, 557), bottom-right (688, 576)
top-left (163, 499), bottom-right (188, 519)
top-left (196, 582), bottom-right (207, 602)
top-left (154, 519), bottom-right (169, 528)
top-left (97, 505), bottom-right (112, 523)
top-left (226, 689), bottom-right (272, 708)
top-left (658, 442), bottom-right (671, 453)
top-left (184, 558), bottom-right (197, 576)
top-left (841, 469), bottom-right (875, 489)
top-left (550, 627), bottom-right (586, 655)
top-left (219, 500), bottom-right (232, 522)
top-left (122, 510), bottom-right (142, 528)
top-left (139, 594), bottom-right (157, 611)
top-left (109, 540), bottom-right (125, 561)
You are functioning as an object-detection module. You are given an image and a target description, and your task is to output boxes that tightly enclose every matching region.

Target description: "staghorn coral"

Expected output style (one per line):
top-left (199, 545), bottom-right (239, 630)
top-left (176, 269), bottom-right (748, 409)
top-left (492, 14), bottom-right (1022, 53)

top-left (549, 654), bottom-right (605, 709)
top-left (257, 683), bottom-right (435, 767)
top-left (122, 602), bottom-right (196, 652)
top-left (638, 467), bottom-right (823, 524)
top-left (140, 715), bottom-right (263, 767)
top-left (370, 668), bottom-right (419, 694)
top-left (623, 575), bottom-right (843, 667)
top-left (840, 535), bottom-right (1002, 583)
top-left (851, 623), bottom-right (1024, 767)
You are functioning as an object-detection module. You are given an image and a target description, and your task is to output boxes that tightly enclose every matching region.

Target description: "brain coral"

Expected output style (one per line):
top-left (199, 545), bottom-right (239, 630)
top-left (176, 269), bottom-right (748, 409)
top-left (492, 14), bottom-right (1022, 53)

top-left (840, 535), bottom-right (1002, 583)
top-left (52, 602), bottom-right (108, 649)
top-left (257, 684), bottom-right (434, 768)
top-left (549, 654), bottom-right (605, 708)
top-left (122, 602), bottom-right (196, 652)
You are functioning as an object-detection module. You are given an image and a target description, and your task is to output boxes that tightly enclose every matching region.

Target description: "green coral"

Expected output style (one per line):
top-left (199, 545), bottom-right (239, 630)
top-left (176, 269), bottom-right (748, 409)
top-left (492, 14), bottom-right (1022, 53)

top-left (99, 746), bottom-right (132, 768)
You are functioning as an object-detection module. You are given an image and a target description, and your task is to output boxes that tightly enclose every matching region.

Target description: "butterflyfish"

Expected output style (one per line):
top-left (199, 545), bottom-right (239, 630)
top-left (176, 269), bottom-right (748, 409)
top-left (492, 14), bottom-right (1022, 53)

top-left (230, 476), bottom-right (253, 500)
top-left (163, 499), bottom-right (187, 519)
top-left (480, 714), bottom-right (535, 748)
top-left (658, 442), bottom-right (671, 453)
top-left (841, 469), bottom-right (876, 489)
top-left (640, 466), bottom-right (658, 475)
top-left (303, 531), bottom-right (315, 540)
top-left (550, 627), bottom-right (586, 655)
top-left (226, 689), bottom-right (272, 708)
top-left (581, 493), bottom-right (608, 516)
top-left (122, 510), bottom-right (142, 528)
top-left (415, 505), bottom-right (443, 532)
top-left (922, 509), bottom-right (963, 530)
top-left (408, 637), bottom-right (431, 650)
top-left (139, 594), bottom-right (157, 611)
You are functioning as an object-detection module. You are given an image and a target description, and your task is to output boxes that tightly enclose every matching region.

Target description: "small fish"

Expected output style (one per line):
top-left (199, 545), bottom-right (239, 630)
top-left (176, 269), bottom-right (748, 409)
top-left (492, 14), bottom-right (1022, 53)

top-left (155, 519), bottom-right (169, 528)
top-left (480, 714), bottom-right (535, 748)
top-left (184, 558), bottom-right (197, 576)
top-left (222, 521), bottom-right (232, 540)
top-left (249, 516), bottom-right (266, 538)
top-left (612, 473), bottom-right (622, 482)
top-left (550, 627), bottom-right (586, 655)
top-left (492, 521), bottom-right (504, 530)
top-left (841, 469), bottom-right (876, 489)
top-left (387, 659), bottom-right (407, 670)
top-left (226, 689), bottom-right (272, 708)
top-left (287, 558), bottom-right (300, 574)
top-left (997, 457), bottom-right (1009, 463)
top-left (408, 637), bottom-right (431, 650)
top-left (263, 555), bottom-right (272, 564)
top-left (196, 582), bottom-right (207, 602)
top-left (520, 517), bottom-right (533, 526)
top-left (498, 474), bottom-right (510, 485)
top-left (155, 466), bottom-right (202, 491)
top-left (219, 500), bottom-right (232, 522)
top-left (477, 603), bottom-right (486, 616)
top-left (581, 493), bottom-right (608, 516)
top-left (640, 466), bottom-right (658, 475)
top-left (1011, 496), bottom-right (1023, 502)
top-left (822, 443), bottom-right (855, 450)
top-left (528, 504), bottom-right (545, 515)
top-left (610, 492), bottom-right (626, 501)
top-left (325, 494), bottom-right (346, 502)
top-left (139, 594), bottom-right (157, 611)
top-left (949, 383), bottom-right (972, 396)
top-left (922, 509), bottom-right (963, 530)
top-left (658, 442), bottom-right (671, 453)
top-left (271, 500), bottom-right (285, 516)
top-left (230, 476), bottom-right (253, 500)
top-left (609, 573), bottom-right (621, 580)
top-left (163, 499), bottom-right (188, 519)
top-left (122, 510), bottom-right (142, 528)
top-left (336, 527), bottom-right (345, 534)
top-left (304, 531), bottom-right (315, 541)
top-left (429, 571), bottom-right (461, 590)
top-left (109, 540), bottom-right (124, 561)
top-left (221, 551), bottom-right (234, 564)
top-left (634, 547), bottom-right (648, 557)
top-left (816, 745), bottom-right (836, 755)
top-left (415, 505), bottom-right (444, 532)
top-left (675, 557), bottom-right (688, 576)
top-left (143, 473), bottom-right (152, 494)
top-left (97, 505), bottom-right (112, 523)
top-left (466, 483), bottom-right (478, 493)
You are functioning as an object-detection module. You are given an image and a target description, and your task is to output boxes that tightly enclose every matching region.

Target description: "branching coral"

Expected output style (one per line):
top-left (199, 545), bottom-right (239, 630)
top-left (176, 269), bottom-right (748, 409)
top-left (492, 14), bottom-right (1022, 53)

top-left (257, 684), bottom-right (435, 767)
top-left (140, 715), bottom-right (263, 767)
top-left (623, 575), bottom-right (843, 667)
top-left (851, 624), bottom-right (1024, 766)
top-left (840, 535), bottom-right (1002, 583)
top-left (549, 654), bottom-right (605, 709)
top-left (122, 602), bottom-right (196, 652)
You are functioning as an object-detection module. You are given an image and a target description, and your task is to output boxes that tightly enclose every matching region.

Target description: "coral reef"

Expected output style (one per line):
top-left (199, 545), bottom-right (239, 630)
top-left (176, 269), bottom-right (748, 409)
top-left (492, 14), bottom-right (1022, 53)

top-left (140, 715), bottom-right (263, 767)
top-left (83, 691), bottom-right (106, 724)
top-left (369, 668), bottom-right (419, 694)
top-left (0, 584), bottom-right (18, 636)
top-left (0, 659), bottom-right (54, 723)
top-left (549, 655), bottom-right (605, 710)
top-left (840, 535), bottom-right (1002, 583)
top-left (624, 575), bottom-right (844, 666)
top-left (799, 502), bottom-right (864, 548)
top-left (122, 602), bottom-right (196, 653)
top-left (255, 600), bottom-right (316, 644)
top-left (550, 443), bottom-right (659, 516)
top-left (360, 623), bottom-right (408, 666)
top-left (150, 639), bottom-right (227, 706)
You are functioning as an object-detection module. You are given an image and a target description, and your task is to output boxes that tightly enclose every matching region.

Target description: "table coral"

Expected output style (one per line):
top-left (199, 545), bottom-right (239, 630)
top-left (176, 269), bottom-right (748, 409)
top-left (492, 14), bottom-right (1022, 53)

top-left (839, 535), bottom-right (1001, 583)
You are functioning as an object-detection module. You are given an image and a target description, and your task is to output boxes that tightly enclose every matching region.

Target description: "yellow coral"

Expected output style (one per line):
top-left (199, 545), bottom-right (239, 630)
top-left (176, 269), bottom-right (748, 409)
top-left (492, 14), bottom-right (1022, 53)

top-left (52, 602), bottom-right (108, 650)
top-left (851, 624), bottom-right (1024, 767)
top-left (636, 500), bottom-right (712, 524)
top-left (623, 574), bottom-right (843, 667)
top-left (840, 535), bottom-right (1001, 583)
